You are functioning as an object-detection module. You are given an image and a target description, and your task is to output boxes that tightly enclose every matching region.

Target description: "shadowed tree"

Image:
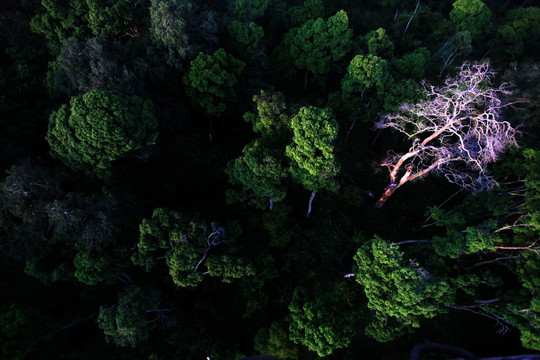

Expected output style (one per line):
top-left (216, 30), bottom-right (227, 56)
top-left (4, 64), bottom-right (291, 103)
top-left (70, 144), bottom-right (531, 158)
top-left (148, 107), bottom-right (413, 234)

top-left (50, 36), bottom-right (141, 96)
top-left (149, 0), bottom-right (219, 68)
top-left (183, 48), bottom-right (245, 117)
top-left (30, 0), bottom-right (145, 52)
top-left (285, 106), bottom-right (339, 217)
top-left (365, 28), bottom-right (394, 58)
top-left (435, 31), bottom-right (472, 79)
top-left (228, 20), bottom-right (264, 55)
top-left (243, 90), bottom-right (293, 137)
top-left (226, 138), bottom-right (288, 210)
top-left (97, 287), bottom-right (166, 347)
top-left (374, 61), bottom-right (517, 208)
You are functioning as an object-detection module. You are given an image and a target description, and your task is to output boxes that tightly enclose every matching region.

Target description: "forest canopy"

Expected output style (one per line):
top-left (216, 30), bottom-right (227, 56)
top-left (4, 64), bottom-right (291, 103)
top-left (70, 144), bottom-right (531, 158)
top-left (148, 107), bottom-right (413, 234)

top-left (0, 0), bottom-right (539, 359)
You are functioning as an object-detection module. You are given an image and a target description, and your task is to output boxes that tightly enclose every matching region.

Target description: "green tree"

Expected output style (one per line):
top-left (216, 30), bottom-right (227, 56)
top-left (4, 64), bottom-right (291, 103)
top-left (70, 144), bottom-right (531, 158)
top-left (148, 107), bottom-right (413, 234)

top-left (234, 0), bottom-right (270, 19)
top-left (366, 28), bottom-right (394, 58)
top-left (97, 287), bottom-right (163, 347)
top-left (46, 89), bottom-right (158, 180)
top-left (353, 237), bottom-right (451, 342)
top-left (495, 7), bottom-right (540, 60)
top-left (285, 10), bottom-right (352, 88)
top-left (30, 0), bottom-right (145, 52)
top-left (183, 48), bottom-right (245, 116)
top-left (449, 0), bottom-right (492, 39)
top-left (73, 249), bottom-right (117, 285)
top-left (391, 47), bottom-right (431, 80)
top-left (131, 208), bottom-right (253, 287)
top-left (287, 0), bottom-right (325, 26)
top-left (254, 321), bottom-right (299, 359)
top-left (226, 139), bottom-right (288, 210)
top-left (341, 54), bottom-right (389, 107)
top-left (206, 255), bottom-right (256, 283)
top-left (288, 285), bottom-right (356, 357)
top-left (228, 20), bottom-right (264, 55)
top-left (243, 90), bottom-right (292, 137)
top-left (285, 106), bottom-right (339, 217)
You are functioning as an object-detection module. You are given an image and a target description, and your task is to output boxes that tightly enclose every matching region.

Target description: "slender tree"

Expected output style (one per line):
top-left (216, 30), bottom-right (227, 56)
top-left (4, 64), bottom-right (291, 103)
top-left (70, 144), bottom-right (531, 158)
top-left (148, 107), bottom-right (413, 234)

top-left (285, 106), bottom-right (339, 217)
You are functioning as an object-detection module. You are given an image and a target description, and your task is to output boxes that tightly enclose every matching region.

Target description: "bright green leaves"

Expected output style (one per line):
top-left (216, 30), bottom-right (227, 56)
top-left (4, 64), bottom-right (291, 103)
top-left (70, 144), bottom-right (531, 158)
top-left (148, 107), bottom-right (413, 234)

top-left (97, 287), bottom-right (161, 347)
top-left (285, 10), bottom-right (352, 77)
top-left (131, 208), bottom-right (254, 287)
top-left (326, 10), bottom-right (354, 62)
top-left (226, 139), bottom-right (288, 209)
top-left (183, 48), bottom-right (245, 116)
top-left (449, 0), bottom-right (492, 38)
top-left (285, 106), bottom-right (339, 193)
top-left (288, 286), bottom-right (356, 357)
top-left (354, 237), bottom-right (450, 342)
top-left (341, 54), bottom-right (389, 102)
top-left (46, 90), bottom-right (158, 181)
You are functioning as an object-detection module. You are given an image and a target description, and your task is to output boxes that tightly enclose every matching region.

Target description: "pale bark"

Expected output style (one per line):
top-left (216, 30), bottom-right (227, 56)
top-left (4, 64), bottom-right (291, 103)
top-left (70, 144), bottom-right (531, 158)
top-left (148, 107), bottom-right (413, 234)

top-left (306, 190), bottom-right (317, 218)
top-left (375, 61), bottom-right (517, 208)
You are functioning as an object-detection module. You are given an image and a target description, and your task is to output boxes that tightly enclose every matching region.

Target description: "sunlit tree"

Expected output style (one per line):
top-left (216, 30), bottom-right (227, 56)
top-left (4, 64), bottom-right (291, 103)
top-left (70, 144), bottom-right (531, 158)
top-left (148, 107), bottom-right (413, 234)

top-left (374, 61), bottom-right (518, 208)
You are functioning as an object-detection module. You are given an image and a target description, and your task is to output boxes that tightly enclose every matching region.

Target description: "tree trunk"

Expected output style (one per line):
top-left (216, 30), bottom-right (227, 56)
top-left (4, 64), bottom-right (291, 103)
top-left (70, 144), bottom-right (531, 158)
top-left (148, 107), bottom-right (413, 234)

top-left (269, 195), bottom-right (273, 211)
top-left (306, 190), bottom-right (317, 218)
top-left (375, 183), bottom-right (399, 208)
top-left (208, 116), bottom-right (213, 142)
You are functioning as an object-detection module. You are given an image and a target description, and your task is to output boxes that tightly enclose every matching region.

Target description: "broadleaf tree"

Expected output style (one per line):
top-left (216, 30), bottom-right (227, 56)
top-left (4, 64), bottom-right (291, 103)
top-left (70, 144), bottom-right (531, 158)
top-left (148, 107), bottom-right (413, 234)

top-left (46, 89), bottom-right (158, 181)
top-left (353, 236), bottom-right (451, 342)
top-left (285, 106), bottom-right (339, 217)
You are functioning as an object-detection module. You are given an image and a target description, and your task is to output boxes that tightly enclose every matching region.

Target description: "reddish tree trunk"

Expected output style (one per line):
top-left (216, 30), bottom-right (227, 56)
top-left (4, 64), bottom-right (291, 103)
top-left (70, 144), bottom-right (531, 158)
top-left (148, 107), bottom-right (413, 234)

top-left (375, 183), bottom-right (400, 208)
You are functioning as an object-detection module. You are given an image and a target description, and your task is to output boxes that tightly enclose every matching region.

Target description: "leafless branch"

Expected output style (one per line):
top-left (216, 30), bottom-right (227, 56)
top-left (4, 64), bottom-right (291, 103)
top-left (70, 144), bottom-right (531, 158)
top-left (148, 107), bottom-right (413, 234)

top-left (375, 61), bottom-right (519, 208)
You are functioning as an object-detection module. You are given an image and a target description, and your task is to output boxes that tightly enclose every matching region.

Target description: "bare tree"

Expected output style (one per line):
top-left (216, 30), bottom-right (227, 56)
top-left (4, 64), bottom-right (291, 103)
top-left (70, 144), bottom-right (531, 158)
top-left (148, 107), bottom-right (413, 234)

top-left (374, 61), bottom-right (518, 208)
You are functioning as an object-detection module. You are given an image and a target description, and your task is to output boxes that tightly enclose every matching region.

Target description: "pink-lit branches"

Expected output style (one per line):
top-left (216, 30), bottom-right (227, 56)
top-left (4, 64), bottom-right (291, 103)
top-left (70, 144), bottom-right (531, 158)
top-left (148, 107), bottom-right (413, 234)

top-left (375, 61), bottom-right (518, 208)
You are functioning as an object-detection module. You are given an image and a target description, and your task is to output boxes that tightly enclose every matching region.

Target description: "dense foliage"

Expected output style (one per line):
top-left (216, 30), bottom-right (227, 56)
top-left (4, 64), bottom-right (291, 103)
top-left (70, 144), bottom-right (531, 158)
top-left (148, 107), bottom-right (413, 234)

top-left (0, 0), bottom-right (539, 359)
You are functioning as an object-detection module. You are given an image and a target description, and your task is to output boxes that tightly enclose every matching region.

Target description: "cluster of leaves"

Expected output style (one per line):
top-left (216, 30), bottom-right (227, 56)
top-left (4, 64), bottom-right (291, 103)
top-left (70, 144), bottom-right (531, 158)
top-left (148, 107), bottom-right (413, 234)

top-left (131, 208), bottom-right (255, 287)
